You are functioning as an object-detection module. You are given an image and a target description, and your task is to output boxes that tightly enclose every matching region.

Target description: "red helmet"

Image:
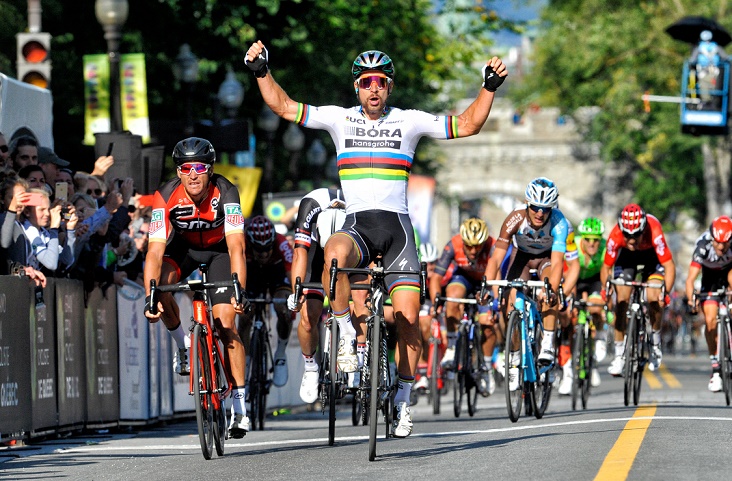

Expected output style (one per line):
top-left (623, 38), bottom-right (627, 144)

top-left (246, 215), bottom-right (276, 250)
top-left (618, 203), bottom-right (647, 236)
top-left (711, 215), bottom-right (732, 243)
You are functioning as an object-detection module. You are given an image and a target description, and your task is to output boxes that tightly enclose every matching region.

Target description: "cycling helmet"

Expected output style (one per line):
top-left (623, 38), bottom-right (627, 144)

top-left (246, 215), bottom-right (276, 250)
top-left (172, 137), bottom-right (216, 166)
top-left (352, 50), bottom-right (395, 81)
top-left (419, 243), bottom-right (440, 263)
top-left (460, 218), bottom-right (490, 246)
top-left (316, 208), bottom-right (347, 249)
top-left (577, 217), bottom-right (605, 238)
top-left (710, 215), bottom-right (732, 243)
top-left (525, 177), bottom-right (558, 208)
top-left (618, 203), bottom-right (647, 236)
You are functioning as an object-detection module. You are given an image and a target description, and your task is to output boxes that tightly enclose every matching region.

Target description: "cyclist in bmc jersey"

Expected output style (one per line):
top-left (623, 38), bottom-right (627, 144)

top-left (285, 187), bottom-right (347, 403)
top-left (143, 137), bottom-right (249, 438)
top-left (246, 40), bottom-right (506, 437)
top-left (601, 204), bottom-right (676, 376)
top-left (482, 178), bottom-right (570, 392)
top-left (685, 215), bottom-right (732, 392)
top-left (431, 218), bottom-right (496, 396)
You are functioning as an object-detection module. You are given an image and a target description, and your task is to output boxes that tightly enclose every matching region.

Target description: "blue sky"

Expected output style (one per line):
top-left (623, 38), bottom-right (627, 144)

top-left (492, 0), bottom-right (546, 46)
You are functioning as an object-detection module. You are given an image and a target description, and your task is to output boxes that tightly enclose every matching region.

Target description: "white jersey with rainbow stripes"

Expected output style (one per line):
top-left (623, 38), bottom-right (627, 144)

top-left (295, 103), bottom-right (458, 214)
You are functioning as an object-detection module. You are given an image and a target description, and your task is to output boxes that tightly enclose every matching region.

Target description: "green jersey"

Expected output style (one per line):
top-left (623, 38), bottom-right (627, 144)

top-left (578, 238), bottom-right (606, 279)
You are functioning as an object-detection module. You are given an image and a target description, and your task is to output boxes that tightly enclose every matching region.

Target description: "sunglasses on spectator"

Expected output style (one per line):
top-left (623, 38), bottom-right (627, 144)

top-left (0, 145), bottom-right (7, 153)
top-left (528, 204), bottom-right (552, 214)
top-left (87, 188), bottom-right (103, 196)
top-left (357, 75), bottom-right (392, 90)
top-left (178, 163), bottom-right (211, 176)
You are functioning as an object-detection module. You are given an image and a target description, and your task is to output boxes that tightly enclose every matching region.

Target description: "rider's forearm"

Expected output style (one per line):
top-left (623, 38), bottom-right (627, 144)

top-left (663, 260), bottom-right (676, 293)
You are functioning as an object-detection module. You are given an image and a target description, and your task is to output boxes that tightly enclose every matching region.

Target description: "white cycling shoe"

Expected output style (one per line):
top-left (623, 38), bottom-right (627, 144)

top-left (709, 372), bottom-right (723, 393)
top-left (299, 370), bottom-right (319, 404)
top-left (392, 402), bottom-right (413, 438)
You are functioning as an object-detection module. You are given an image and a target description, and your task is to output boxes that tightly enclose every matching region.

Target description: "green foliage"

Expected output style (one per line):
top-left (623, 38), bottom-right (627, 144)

top-left (517, 0), bottom-right (724, 226)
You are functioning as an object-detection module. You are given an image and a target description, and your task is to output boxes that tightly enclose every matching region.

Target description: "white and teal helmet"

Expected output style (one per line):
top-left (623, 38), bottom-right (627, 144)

top-left (525, 177), bottom-right (559, 209)
top-left (352, 50), bottom-right (395, 80)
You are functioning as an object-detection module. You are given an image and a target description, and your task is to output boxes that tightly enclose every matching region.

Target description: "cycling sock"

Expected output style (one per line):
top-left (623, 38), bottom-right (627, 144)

top-left (447, 332), bottom-right (457, 349)
top-left (357, 343), bottom-right (366, 367)
top-left (168, 322), bottom-right (187, 350)
top-left (509, 351), bottom-right (520, 367)
top-left (334, 308), bottom-right (356, 338)
top-left (711, 355), bottom-right (720, 371)
top-left (394, 375), bottom-right (415, 404)
top-left (652, 330), bottom-right (661, 346)
top-left (302, 352), bottom-right (318, 372)
top-left (232, 387), bottom-right (247, 416)
top-left (615, 341), bottom-right (625, 357)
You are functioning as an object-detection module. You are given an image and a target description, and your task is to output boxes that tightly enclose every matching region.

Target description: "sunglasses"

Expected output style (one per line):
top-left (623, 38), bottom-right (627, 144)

top-left (623, 231), bottom-right (642, 240)
top-left (0, 145), bottom-right (7, 153)
top-left (528, 204), bottom-right (552, 214)
top-left (87, 188), bottom-right (103, 196)
top-left (357, 75), bottom-right (391, 90)
top-left (583, 237), bottom-right (601, 243)
top-left (178, 163), bottom-right (211, 176)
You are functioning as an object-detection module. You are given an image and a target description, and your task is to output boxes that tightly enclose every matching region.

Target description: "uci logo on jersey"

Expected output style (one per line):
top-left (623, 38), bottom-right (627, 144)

top-left (346, 116), bottom-right (366, 124)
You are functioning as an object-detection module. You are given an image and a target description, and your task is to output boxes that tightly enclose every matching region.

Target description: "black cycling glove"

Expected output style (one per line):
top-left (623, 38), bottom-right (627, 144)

top-left (246, 46), bottom-right (269, 78)
top-left (482, 63), bottom-right (505, 92)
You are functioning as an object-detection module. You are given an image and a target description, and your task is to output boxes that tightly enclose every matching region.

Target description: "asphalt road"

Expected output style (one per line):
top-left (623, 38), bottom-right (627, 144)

top-left (3, 355), bottom-right (732, 481)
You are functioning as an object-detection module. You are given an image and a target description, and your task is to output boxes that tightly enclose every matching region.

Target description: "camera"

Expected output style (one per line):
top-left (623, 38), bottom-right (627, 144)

top-left (61, 206), bottom-right (71, 221)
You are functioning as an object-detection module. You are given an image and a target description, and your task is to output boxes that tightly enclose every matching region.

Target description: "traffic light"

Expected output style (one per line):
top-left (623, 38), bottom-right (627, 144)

top-left (16, 32), bottom-right (52, 89)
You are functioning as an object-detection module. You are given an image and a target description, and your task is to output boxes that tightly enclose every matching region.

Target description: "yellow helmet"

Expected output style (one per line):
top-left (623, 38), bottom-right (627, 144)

top-left (460, 218), bottom-right (489, 246)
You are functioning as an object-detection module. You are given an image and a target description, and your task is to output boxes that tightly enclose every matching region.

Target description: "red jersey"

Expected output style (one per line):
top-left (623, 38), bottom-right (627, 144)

top-left (604, 214), bottom-right (673, 265)
top-left (149, 174), bottom-right (244, 249)
top-left (245, 232), bottom-right (294, 272)
top-left (434, 234), bottom-right (494, 282)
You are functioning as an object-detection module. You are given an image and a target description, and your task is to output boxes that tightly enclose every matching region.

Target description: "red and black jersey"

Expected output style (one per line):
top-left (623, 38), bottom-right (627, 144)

top-left (434, 233), bottom-right (494, 283)
top-left (148, 173), bottom-right (244, 249)
top-left (604, 214), bottom-right (673, 266)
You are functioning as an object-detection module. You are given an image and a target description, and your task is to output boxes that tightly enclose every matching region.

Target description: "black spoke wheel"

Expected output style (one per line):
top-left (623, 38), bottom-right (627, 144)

top-left (192, 323), bottom-right (214, 460)
top-left (429, 339), bottom-right (441, 415)
top-left (531, 322), bottom-right (552, 419)
top-left (582, 336), bottom-right (593, 410)
top-left (623, 311), bottom-right (638, 407)
top-left (328, 318), bottom-right (339, 445)
top-left (505, 310), bottom-right (523, 422)
top-left (368, 317), bottom-right (381, 462)
top-left (453, 331), bottom-right (466, 418)
top-left (212, 346), bottom-right (227, 457)
top-left (571, 326), bottom-right (583, 411)
top-left (249, 330), bottom-right (265, 431)
top-left (633, 318), bottom-right (647, 406)
top-left (466, 329), bottom-right (480, 417)
top-left (720, 319), bottom-right (732, 406)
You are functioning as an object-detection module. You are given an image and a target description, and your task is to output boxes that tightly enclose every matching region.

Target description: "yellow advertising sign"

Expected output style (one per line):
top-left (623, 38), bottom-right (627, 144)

top-left (214, 165), bottom-right (262, 217)
top-left (120, 53), bottom-right (151, 143)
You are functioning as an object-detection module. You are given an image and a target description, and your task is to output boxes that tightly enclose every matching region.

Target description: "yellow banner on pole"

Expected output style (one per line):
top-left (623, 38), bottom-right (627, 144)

top-left (119, 53), bottom-right (151, 143)
top-left (214, 165), bottom-right (262, 217)
top-left (83, 54), bottom-right (110, 145)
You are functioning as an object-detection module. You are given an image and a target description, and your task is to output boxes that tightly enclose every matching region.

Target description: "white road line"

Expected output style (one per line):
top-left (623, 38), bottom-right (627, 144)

top-left (55, 415), bottom-right (732, 453)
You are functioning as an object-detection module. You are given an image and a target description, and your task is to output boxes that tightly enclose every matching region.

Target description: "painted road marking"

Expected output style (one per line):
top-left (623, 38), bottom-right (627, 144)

top-left (658, 364), bottom-right (682, 388)
top-left (644, 370), bottom-right (663, 389)
top-left (594, 404), bottom-right (656, 481)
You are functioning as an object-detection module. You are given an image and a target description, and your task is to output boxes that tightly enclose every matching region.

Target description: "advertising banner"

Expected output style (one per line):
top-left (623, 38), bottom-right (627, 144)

top-left (85, 287), bottom-right (120, 426)
top-left (119, 53), bottom-right (151, 143)
top-left (215, 164), bottom-right (262, 217)
top-left (117, 282), bottom-right (149, 422)
top-left (0, 277), bottom-right (32, 438)
top-left (83, 54), bottom-right (111, 145)
top-left (407, 174), bottom-right (437, 243)
top-left (55, 279), bottom-right (87, 428)
top-left (31, 279), bottom-right (57, 433)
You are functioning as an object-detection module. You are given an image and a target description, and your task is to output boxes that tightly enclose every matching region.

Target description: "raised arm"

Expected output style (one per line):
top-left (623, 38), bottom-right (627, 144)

top-left (454, 57), bottom-right (508, 137)
top-left (245, 41), bottom-right (302, 122)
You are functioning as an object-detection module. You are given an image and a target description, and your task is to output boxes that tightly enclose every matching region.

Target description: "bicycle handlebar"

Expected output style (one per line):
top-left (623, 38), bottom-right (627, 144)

top-left (608, 278), bottom-right (664, 289)
top-left (148, 273), bottom-right (244, 315)
top-left (328, 258), bottom-right (427, 304)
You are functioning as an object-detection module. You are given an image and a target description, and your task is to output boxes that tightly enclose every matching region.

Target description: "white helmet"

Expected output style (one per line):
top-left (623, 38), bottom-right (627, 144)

top-left (525, 177), bottom-right (559, 208)
top-left (316, 208), bottom-right (347, 249)
top-left (419, 243), bottom-right (439, 263)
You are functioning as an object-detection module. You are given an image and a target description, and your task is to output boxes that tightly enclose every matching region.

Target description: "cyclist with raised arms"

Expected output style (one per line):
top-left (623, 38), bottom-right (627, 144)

top-left (143, 137), bottom-right (249, 438)
top-left (285, 187), bottom-right (347, 403)
top-left (600, 204), bottom-right (676, 376)
top-left (685, 215), bottom-right (732, 392)
top-left (430, 218), bottom-right (496, 396)
top-left (482, 177), bottom-right (570, 391)
top-left (242, 215), bottom-right (294, 388)
top-left (245, 40), bottom-right (506, 437)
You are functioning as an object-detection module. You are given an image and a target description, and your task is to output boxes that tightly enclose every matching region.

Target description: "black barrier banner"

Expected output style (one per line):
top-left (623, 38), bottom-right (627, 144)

top-left (55, 279), bottom-right (86, 428)
top-left (0, 276), bottom-right (32, 437)
top-left (85, 286), bottom-right (119, 426)
top-left (31, 278), bottom-right (57, 433)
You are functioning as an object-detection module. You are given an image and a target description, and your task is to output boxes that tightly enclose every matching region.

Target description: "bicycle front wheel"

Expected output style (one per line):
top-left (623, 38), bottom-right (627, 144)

top-left (582, 336), bottom-right (594, 410)
top-left (466, 328), bottom-right (481, 417)
top-left (720, 318), bottom-right (732, 406)
top-left (505, 310), bottom-right (523, 422)
top-left (531, 320), bottom-right (552, 419)
top-left (212, 345), bottom-right (227, 456)
top-left (624, 311), bottom-right (638, 407)
top-left (328, 316), bottom-right (339, 445)
top-left (192, 323), bottom-right (214, 460)
top-left (429, 339), bottom-right (441, 415)
top-left (368, 316), bottom-right (381, 462)
top-left (571, 326), bottom-right (583, 411)
top-left (633, 318), bottom-right (648, 406)
top-left (453, 330), bottom-right (466, 418)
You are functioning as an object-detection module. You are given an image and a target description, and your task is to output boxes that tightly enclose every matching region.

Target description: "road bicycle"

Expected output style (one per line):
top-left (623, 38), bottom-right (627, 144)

top-left (485, 278), bottom-right (558, 423)
top-left (426, 309), bottom-right (446, 415)
top-left (608, 276), bottom-right (664, 407)
top-left (692, 288), bottom-right (732, 405)
top-left (246, 296), bottom-right (285, 431)
top-left (328, 257), bottom-right (427, 461)
top-left (435, 295), bottom-right (484, 418)
top-left (149, 265), bottom-right (243, 460)
top-left (293, 278), bottom-right (347, 445)
top-left (571, 298), bottom-right (606, 410)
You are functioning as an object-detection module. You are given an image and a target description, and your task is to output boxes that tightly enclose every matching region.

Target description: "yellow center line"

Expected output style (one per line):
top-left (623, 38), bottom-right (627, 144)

top-left (594, 404), bottom-right (657, 481)
top-left (658, 364), bottom-right (682, 388)
top-left (644, 370), bottom-right (663, 389)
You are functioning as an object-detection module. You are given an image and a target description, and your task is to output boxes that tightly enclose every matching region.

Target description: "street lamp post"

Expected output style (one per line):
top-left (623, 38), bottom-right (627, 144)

top-left (218, 69), bottom-right (244, 118)
top-left (258, 105), bottom-right (280, 193)
top-left (283, 123), bottom-right (305, 188)
top-left (173, 44), bottom-right (199, 136)
top-left (95, 0), bottom-right (129, 133)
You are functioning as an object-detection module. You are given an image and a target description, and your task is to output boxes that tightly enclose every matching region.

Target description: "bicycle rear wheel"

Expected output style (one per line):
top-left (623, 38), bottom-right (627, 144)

top-left (623, 311), bottom-right (638, 407)
top-left (328, 316), bottom-right (339, 445)
top-left (720, 318), bottom-right (732, 406)
top-left (192, 323), bottom-right (214, 460)
top-left (505, 310), bottom-right (523, 423)
top-left (368, 317), bottom-right (381, 461)
top-left (453, 331), bottom-right (466, 418)
top-left (429, 339), bottom-right (441, 415)
top-left (571, 326), bottom-right (583, 411)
